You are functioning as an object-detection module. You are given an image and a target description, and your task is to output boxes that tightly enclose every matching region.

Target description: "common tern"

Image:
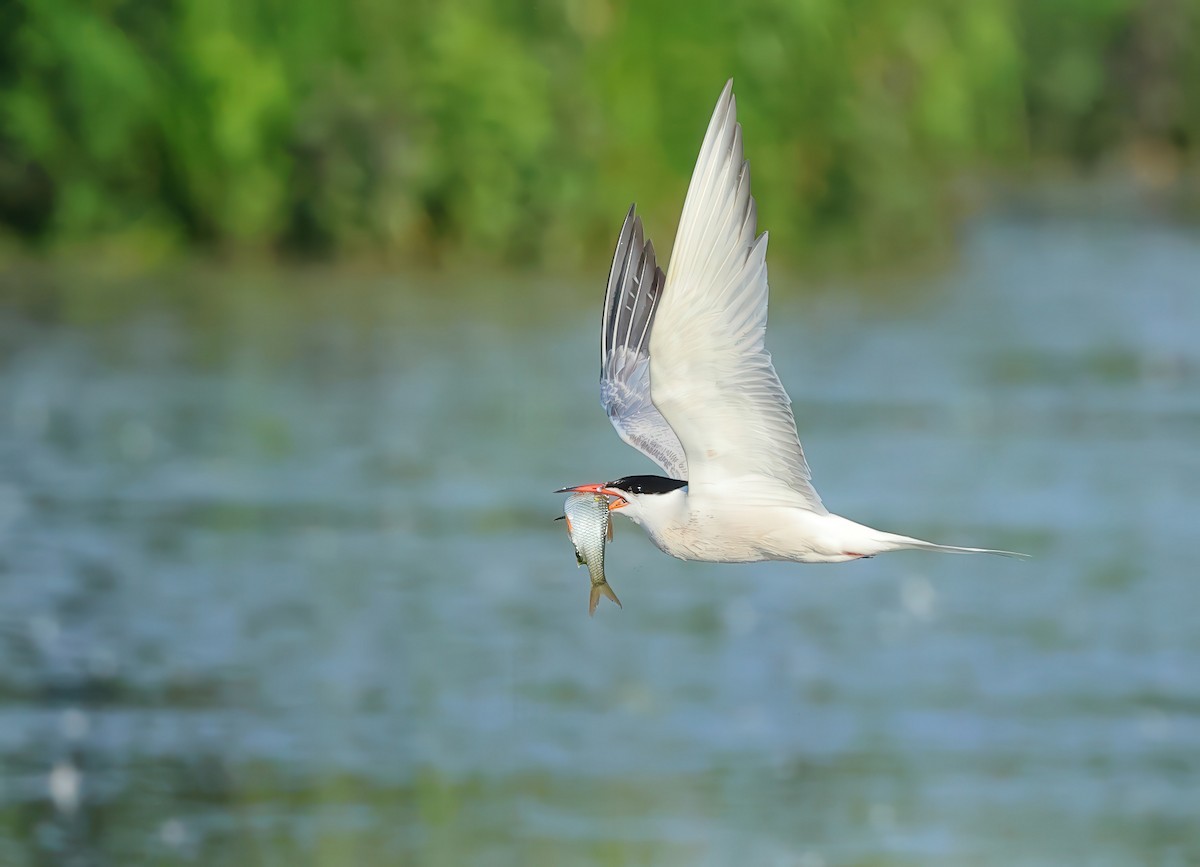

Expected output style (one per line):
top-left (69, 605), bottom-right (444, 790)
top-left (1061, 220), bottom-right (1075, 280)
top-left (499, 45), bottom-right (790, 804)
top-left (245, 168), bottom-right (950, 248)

top-left (559, 80), bottom-right (1023, 564)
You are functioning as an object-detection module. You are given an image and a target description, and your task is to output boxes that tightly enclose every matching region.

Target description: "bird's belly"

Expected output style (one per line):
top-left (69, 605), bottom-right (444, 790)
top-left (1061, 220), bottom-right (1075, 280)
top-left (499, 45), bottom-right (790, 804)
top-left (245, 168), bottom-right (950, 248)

top-left (642, 508), bottom-right (789, 563)
top-left (648, 528), bottom-right (769, 563)
top-left (643, 505), bottom-right (862, 564)
top-left (651, 535), bottom-right (768, 563)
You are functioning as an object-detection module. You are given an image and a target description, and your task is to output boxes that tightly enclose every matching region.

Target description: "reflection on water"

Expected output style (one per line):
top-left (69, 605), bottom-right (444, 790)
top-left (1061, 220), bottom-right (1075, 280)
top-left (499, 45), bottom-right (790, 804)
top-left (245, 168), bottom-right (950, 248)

top-left (1, 214), bottom-right (1198, 866)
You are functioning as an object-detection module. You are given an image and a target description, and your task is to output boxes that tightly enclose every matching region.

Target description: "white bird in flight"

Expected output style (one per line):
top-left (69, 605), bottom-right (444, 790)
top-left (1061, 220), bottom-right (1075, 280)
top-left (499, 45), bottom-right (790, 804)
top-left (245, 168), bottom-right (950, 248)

top-left (558, 80), bottom-right (1023, 564)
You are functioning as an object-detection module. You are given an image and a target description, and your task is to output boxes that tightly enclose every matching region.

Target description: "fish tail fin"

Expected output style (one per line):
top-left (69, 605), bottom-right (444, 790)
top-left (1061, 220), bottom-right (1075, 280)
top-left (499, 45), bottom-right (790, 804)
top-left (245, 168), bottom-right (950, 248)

top-left (588, 582), bottom-right (622, 616)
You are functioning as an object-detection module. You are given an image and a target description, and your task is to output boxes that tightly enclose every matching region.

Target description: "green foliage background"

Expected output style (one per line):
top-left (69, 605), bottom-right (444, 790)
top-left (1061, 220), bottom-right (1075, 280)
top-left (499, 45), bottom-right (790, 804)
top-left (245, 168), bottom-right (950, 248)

top-left (1, 0), bottom-right (1197, 268)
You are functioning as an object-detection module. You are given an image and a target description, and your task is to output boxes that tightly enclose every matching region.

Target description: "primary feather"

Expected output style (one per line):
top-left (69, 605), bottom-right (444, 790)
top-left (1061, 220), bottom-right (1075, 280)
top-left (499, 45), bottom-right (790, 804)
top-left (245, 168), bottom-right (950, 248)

top-left (600, 206), bottom-right (688, 480)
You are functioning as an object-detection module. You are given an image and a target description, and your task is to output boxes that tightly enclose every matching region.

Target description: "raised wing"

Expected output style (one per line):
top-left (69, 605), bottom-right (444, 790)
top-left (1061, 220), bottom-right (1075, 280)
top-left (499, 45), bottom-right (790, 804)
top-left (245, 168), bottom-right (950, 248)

top-left (599, 206), bottom-right (688, 479)
top-left (650, 80), bottom-right (826, 512)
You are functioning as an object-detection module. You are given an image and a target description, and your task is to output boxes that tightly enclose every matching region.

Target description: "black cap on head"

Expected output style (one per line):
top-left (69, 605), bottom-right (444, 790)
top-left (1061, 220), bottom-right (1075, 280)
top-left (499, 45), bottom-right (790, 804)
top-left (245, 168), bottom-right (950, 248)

top-left (605, 475), bottom-right (687, 495)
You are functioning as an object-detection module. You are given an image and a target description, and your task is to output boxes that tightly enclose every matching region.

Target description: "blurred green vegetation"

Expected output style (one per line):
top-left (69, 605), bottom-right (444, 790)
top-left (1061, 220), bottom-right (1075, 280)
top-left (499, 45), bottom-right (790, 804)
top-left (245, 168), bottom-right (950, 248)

top-left (0, 0), bottom-right (1197, 270)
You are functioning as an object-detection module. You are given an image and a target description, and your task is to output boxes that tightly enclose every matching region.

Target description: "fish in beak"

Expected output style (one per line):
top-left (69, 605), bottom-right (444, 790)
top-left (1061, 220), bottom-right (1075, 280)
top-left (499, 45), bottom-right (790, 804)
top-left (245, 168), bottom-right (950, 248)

top-left (558, 491), bottom-right (621, 614)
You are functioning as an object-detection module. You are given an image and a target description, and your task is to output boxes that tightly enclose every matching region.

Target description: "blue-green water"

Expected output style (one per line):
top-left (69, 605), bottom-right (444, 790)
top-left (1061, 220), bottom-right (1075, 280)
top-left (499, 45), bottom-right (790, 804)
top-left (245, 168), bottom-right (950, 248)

top-left (1, 213), bottom-right (1198, 866)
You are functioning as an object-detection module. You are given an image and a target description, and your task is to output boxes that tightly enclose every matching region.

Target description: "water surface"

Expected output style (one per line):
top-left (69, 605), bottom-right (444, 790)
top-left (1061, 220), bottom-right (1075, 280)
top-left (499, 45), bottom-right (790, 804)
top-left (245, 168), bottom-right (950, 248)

top-left (1, 213), bottom-right (1198, 866)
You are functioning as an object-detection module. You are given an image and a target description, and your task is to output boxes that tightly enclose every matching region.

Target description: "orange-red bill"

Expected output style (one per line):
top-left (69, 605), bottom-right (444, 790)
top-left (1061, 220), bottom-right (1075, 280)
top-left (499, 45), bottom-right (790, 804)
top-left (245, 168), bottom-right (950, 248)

top-left (555, 483), bottom-right (628, 510)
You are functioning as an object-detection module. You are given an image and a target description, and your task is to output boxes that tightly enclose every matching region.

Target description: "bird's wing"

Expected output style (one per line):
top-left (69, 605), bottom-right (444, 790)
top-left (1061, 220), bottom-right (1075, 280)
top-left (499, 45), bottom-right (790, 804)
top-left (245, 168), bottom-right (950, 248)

top-left (650, 80), bottom-right (827, 513)
top-left (599, 206), bottom-right (689, 479)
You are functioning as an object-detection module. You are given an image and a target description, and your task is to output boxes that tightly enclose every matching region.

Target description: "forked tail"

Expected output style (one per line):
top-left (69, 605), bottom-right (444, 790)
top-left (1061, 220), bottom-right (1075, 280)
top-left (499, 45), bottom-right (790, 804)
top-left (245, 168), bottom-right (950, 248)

top-left (875, 531), bottom-right (1028, 559)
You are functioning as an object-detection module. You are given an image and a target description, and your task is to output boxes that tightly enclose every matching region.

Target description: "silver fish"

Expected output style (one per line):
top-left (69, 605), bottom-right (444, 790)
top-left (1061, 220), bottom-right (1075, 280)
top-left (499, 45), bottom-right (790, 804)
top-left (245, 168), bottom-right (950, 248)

top-left (559, 492), bottom-right (621, 615)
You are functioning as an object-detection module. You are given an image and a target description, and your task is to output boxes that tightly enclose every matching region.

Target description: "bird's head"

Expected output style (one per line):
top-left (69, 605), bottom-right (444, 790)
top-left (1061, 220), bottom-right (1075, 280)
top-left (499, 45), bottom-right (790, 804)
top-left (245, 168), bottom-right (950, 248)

top-left (556, 475), bottom-right (687, 523)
